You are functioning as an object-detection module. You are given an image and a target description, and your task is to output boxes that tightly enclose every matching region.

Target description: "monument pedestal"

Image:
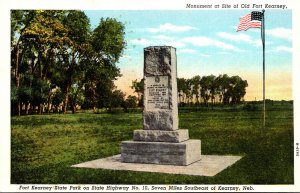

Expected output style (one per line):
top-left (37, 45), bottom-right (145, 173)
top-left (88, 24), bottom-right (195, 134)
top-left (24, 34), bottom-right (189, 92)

top-left (121, 139), bottom-right (201, 166)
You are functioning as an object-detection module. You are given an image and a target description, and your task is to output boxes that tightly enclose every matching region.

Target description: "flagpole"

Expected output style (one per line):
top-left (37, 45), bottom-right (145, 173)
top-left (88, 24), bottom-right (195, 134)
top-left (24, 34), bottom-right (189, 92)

top-left (262, 9), bottom-right (266, 128)
top-left (236, 10), bottom-right (266, 128)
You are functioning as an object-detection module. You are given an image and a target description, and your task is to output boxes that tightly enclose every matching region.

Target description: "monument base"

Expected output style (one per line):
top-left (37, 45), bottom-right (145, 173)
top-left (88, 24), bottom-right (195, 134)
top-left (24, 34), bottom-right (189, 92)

top-left (133, 129), bottom-right (189, 142)
top-left (121, 139), bottom-right (201, 166)
top-left (72, 154), bottom-right (243, 176)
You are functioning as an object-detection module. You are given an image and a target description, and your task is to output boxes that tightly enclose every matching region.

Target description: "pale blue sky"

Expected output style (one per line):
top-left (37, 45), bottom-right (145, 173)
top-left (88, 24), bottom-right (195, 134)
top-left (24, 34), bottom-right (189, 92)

top-left (84, 10), bottom-right (292, 100)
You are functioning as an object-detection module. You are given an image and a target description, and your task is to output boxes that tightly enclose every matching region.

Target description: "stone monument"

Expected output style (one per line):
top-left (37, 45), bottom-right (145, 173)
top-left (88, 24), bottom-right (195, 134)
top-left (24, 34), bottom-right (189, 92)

top-left (73, 46), bottom-right (241, 175)
top-left (121, 46), bottom-right (201, 166)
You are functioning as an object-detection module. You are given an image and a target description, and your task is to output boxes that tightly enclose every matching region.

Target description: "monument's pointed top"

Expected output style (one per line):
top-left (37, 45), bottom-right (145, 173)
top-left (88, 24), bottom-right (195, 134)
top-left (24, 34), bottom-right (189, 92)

top-left (144, 46), bottom-right (176, 50)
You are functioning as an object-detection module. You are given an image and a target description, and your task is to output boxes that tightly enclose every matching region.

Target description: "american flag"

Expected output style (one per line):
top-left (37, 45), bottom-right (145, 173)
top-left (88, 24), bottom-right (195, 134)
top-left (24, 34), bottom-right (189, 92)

top-left (237, 11), bottom-right (262, 32)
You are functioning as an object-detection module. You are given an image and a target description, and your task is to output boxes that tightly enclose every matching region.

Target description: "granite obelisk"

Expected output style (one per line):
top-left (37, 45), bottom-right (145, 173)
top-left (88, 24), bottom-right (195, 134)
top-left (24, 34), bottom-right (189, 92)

top-left (121, 46), bottom-right (201, 165)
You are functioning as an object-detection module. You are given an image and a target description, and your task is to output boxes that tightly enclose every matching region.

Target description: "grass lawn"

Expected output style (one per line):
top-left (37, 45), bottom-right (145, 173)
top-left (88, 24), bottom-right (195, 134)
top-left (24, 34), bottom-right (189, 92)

top-left (11, 103), bottom-right (294, 184)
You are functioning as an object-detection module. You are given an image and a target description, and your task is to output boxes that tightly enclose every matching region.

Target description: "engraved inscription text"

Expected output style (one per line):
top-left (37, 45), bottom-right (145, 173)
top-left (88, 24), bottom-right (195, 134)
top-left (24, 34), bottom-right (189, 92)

top-left (146, 76), bottom-right (169, 110)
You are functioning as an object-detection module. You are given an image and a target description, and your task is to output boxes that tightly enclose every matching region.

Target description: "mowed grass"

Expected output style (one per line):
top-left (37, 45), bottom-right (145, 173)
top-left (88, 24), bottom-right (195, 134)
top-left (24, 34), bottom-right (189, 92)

top-left (11, 104), bottom-right (293, 184)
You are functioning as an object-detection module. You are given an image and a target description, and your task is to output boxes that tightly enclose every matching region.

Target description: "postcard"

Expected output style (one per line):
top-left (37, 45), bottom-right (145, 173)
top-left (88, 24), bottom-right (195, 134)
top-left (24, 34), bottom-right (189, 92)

top-left (1, 0), bottom-right (299, 192)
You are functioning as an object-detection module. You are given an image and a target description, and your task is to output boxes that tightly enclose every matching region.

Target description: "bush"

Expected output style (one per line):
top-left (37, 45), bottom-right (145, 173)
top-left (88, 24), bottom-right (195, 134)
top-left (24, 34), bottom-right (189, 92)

top-left (243, 103), bottom-right (258, 111)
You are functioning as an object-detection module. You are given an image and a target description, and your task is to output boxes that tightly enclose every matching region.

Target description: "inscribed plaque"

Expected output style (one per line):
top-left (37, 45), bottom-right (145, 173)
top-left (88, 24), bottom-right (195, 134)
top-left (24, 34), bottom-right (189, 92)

top-left (145, 76), bottom-right (169, 110)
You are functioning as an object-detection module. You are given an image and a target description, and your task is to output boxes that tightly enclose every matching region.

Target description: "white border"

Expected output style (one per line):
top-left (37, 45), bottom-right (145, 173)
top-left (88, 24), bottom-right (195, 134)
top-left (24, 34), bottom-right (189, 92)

top-left (1, 0), bottom-right (299, 192)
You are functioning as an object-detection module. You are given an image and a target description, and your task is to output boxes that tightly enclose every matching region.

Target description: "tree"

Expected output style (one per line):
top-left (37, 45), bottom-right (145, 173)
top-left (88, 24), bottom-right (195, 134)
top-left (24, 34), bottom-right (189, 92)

top-left (69, 84), bottom-right (85, 113)
top-left (11, 10), bottom-right (69, 115)
top-left (215, 75), bottom-right (248, 104)
top-left (191, 75), bottom-right (201, 105)
top-left (228, 76), bottom-right (248, 104)
top-left (92, 18), bottom-right (126, 63)
top-left (53, 10), bottom-right (91, 114)
top-left (11, 11), bottom-right (32, 115)
top-left (11, 10), bottom-right (126, 115)
top-left (131, 79), bottom-right (144, 107)
top-left (109, 90), bottom-right (125, 109)
top-left (51, 88), bottom-right (64, 113)
top-left (200, 76), bottom-right (210, 106)
top-left (206, 75), bottom-right (217, 105)
top-left (11, 10), bottom-right (36, 115)
top-left (82, 17), bottom-right (126, 111)
top-left (185, 79), bottom-right (193, 105)
top-left (125, 95), bottom-right (138, 108)
top-left (177, 78), bottom-right (188, 106)
top-left (215, 74), bottom-right (230, 104)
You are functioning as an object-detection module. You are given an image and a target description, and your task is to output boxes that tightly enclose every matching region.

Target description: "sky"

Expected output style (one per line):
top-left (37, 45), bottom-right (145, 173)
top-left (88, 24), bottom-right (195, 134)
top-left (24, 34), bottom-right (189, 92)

top-left (84, 10), bottom-right (292, 101)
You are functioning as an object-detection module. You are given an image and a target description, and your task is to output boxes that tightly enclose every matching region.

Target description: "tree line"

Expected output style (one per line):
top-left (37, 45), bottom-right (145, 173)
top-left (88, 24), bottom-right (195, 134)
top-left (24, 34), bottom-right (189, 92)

top-left (131, 74), bottom-right (248, 107)
top-left (11, 10), bottom-right (126, 116)
top-left (10, 10), bottom-right (248, 115)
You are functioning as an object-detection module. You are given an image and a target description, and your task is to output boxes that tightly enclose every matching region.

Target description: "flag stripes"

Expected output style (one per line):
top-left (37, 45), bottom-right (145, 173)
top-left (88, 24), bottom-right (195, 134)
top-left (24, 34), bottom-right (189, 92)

top-left (237, 13), bottom-right (261, 31)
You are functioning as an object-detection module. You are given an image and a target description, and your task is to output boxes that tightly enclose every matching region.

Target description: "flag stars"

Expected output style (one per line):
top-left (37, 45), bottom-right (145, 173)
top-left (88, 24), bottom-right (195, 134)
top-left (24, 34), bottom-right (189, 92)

top-left (251, 11), bottom-right (263, 21)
